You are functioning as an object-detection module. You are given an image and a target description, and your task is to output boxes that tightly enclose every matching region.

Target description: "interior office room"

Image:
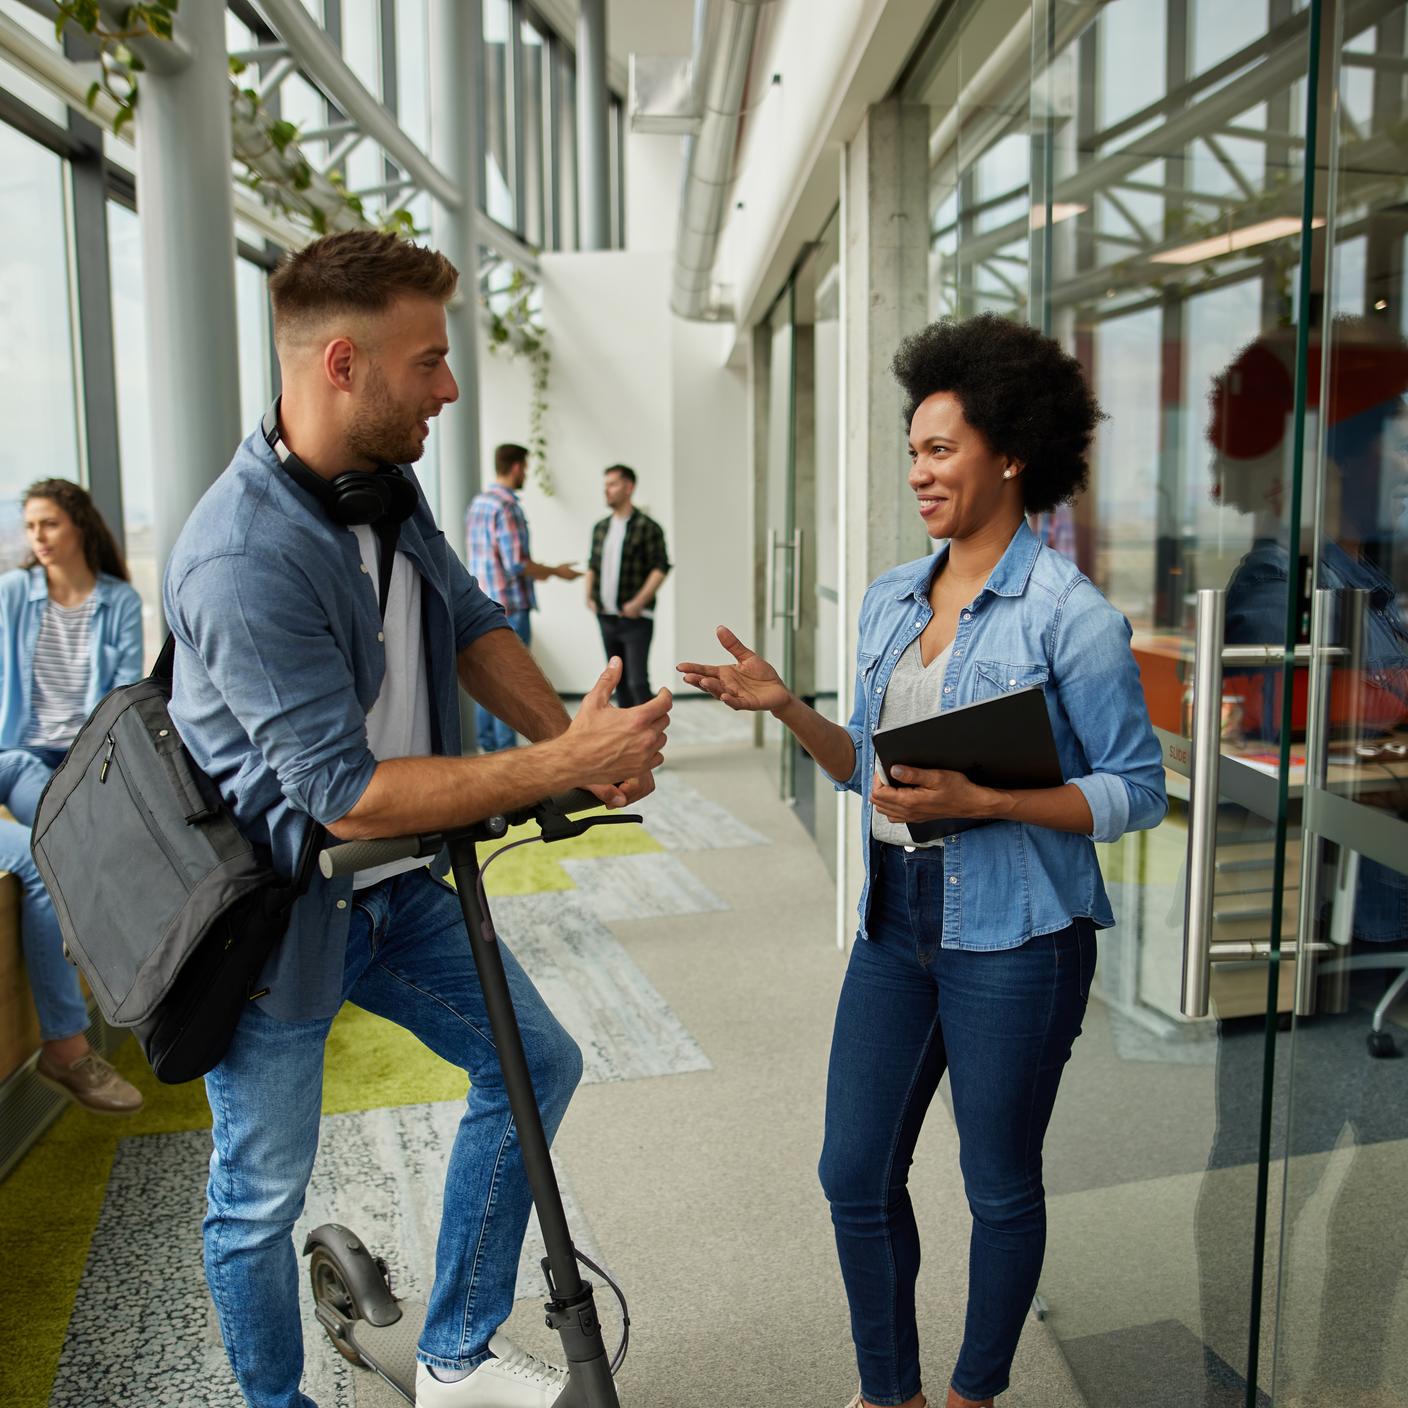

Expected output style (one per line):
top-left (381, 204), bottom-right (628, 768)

top-left (0, 0), bottom-right (1405, 1405)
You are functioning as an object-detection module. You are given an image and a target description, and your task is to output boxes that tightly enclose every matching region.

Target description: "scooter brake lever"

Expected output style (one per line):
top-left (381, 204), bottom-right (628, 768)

top-left (538, 812), bottom-right (643, 843)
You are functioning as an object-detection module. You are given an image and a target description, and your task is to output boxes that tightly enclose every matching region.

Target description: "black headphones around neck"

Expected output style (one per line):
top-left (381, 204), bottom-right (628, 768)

top-left (262, 400), bottom-right (419, 528)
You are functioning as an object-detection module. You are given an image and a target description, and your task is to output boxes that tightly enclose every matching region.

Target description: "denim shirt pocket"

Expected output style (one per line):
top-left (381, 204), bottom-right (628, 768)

top-left (973, 660), bottom-right (1050, 700)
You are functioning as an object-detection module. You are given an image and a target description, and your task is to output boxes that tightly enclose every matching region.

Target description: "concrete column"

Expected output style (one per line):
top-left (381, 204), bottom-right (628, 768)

top-left (135, 0), bottom-right (240, 618)
top-left (576, 0), bottom-right (611, 250)
top-left (429, 0), bottom-right (484, 559)
top-left (839, 97), bottom-right (931, 930)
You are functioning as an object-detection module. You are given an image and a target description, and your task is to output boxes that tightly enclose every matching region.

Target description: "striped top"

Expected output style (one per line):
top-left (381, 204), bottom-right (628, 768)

top-left (23, 594), bottom-right (98, 748)
top-left (466, 483), bottom-right (536, 613)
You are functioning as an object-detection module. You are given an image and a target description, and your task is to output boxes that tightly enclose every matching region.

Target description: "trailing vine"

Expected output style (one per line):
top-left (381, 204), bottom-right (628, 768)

top-left (52, 1), bottom-right (553, 490)
top-left (484, 267), bottom-right (554, 496)
top-left (53, 1), bottom-right (177, 135)
top-left (53, 1), bottom-right (419, 237)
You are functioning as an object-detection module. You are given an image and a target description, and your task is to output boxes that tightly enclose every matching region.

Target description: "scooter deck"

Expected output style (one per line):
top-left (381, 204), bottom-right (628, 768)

top-left (339, 1300), bottom-right (427, 1404)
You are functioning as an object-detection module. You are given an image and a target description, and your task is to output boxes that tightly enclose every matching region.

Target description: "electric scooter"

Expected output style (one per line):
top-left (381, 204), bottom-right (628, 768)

top-left (304, 790), bottom-right (638, 1407)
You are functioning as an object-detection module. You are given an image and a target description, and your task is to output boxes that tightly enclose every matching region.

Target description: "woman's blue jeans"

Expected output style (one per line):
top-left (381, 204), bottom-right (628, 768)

top-left (202, 867), bottom-right (583, 1408)
top-left (0, 746), bottom-right (88, 1041)
top-left (819, 844), bottom-right (1095, 1405)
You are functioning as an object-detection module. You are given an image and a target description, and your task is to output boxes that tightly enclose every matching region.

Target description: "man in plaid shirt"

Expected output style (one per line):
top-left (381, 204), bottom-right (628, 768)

top-left (466, 443), bottom-right (580, 751)
top-left (585, 464), bottom-right (671, 708)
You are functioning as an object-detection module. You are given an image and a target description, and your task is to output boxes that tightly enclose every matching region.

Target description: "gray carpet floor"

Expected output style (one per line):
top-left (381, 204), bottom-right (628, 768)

top-left (478, 738), bottom-right (1086, 1408)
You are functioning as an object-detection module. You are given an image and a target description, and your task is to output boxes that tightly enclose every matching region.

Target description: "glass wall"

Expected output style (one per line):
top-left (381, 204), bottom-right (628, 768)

top-left (904, 0), bottom-right (1408, 1403)
top-left (0, 122), bottom-right (82, 570)
top-left (484, 0), bottom-right (518, 230)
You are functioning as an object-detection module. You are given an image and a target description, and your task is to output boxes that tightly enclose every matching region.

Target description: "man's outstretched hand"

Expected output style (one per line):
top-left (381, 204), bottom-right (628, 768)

top-left (565, 656), bottom-right (670, 808)
top-left (677, 626), bottom-right (791, 713)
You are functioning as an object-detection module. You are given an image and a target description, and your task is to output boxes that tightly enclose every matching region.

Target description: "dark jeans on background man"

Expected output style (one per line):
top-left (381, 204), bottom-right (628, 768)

top-left (476, 609), bottom-right (532, 753)
top-left (819, 843), bottom-right (1094, 1406)
top-left (596, 613), bottom-right (654, 707)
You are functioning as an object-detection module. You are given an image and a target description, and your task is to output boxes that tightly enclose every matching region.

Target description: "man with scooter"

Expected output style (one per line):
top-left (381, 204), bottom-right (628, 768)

top-left (164, 229), bottom-right (669, 1408)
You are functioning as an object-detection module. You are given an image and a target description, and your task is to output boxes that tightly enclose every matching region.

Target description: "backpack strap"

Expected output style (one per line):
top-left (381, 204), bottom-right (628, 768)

top-left (290, 815), bottom-right (325, 898)
top-left (152, 633), bottom-right (176, 688)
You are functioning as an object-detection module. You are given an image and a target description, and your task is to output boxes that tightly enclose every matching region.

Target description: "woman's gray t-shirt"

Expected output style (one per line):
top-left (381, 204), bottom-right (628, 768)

top-left (870, 635), bottom-right (952, 849)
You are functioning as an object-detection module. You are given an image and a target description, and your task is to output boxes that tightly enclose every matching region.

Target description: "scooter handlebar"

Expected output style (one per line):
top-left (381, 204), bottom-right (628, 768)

top-left (318, 834), bottom-right (435, 880)
top-left (318, 789), bottom-right (612, 879)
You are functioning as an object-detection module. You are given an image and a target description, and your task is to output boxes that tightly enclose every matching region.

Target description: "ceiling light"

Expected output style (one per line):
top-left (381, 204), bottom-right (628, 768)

top-left (1150, 216), bottom-right (1325, 265)
top-left (1029, 202), bottom-right (1088, 230)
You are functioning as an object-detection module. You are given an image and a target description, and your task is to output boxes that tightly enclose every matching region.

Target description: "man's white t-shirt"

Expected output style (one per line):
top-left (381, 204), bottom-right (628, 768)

top-left (350, 523), bottom-right (434, 890)
top-left (598, 514), bottom-right (628, 615)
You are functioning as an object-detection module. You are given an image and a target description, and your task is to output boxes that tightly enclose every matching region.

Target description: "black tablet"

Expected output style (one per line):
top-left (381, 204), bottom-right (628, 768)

top-left (871, 686), bottom-right (1065, 843)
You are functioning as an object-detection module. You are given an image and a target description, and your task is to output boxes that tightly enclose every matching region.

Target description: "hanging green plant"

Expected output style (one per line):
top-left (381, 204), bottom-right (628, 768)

top-left (53, 0), bottom-right (178, 135)
top-left (483, 267), bottom-right (554, 497)
top-left (54, 4), bottom-right (420, 238)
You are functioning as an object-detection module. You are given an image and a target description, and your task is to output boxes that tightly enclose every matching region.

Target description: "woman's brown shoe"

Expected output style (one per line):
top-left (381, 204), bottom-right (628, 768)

top-left (36, 1049), bottom-right (143, 1114)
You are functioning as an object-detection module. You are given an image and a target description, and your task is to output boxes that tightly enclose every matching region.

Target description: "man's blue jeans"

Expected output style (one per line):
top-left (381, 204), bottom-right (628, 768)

top-left (0, 747), bottom-right (88, 1040)
top-left (819, 844), bottom-right (1094, 1405)
top-left (476, 610), bottom-right (532, 753)
top-left (202, 867), bottom-right (583, 1408)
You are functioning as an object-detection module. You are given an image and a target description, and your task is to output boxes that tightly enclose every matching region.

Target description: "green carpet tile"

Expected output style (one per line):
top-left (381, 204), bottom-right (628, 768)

top-left (0, 812), bottom-right (663, 1408)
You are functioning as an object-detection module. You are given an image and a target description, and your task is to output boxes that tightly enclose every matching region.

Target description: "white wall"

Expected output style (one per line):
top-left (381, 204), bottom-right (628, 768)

top-left (625, 130), bottom-right (684, 253)
top-left (671, 316), bottom-right (750, 671)
top-left (472, 250), bottom-right (748, 697)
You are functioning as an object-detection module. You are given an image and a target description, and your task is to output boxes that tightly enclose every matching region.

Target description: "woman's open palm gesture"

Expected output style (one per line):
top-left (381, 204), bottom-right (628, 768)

top-left (677, 627), bottom-right (792, 713)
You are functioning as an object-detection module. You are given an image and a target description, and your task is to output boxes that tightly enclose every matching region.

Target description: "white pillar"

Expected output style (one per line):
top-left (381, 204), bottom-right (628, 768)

top-left (576, 0), bottom-right (611, 250)
top-left (839, 98), bottom-right (931, 938)
top-left (135, 1), bottom-right (240, 618)
top-left (429, 0), bottom-right (484, 558)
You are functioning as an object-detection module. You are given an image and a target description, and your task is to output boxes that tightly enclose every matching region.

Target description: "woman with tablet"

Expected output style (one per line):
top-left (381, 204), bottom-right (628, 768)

top-left (678, 313), bottom-right (1166, 1408)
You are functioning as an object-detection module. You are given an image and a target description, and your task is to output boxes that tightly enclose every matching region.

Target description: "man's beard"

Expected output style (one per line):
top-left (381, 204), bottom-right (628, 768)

top-left (346, 367), bottom-right (425, 466)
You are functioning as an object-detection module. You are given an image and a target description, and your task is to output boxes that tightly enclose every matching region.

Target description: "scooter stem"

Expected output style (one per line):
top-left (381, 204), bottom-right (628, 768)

top-left (446, 831), bottom-right (621, 1408)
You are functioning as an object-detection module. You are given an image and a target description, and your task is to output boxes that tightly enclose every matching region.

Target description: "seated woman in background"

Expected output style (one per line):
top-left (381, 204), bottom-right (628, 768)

top-left (680, 315), bottom-right (1167, 1408)
top-left (0, 478), bottom-right (144, 1113)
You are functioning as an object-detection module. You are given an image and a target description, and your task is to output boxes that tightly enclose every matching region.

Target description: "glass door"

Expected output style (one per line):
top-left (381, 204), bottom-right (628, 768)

top-left (1271, 5), bottom-right (1408, 1402)
top-left (902, 0), bottom-right (1377, 1402)
top-left (761, 222), bottom-right (844, 849)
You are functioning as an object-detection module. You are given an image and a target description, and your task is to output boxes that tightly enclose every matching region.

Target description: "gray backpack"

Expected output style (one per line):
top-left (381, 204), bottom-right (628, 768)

top-left (30, 637), bottom-right (317, 1083)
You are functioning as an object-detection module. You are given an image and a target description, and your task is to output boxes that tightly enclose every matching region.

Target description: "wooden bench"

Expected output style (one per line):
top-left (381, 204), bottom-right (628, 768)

top-left (0, 869), bottom-right (41, 1085)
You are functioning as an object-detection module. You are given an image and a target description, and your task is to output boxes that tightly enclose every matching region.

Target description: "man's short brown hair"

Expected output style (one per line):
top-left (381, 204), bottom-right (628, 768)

top-left (495, 443), bottom-right (529, 477)
top-left (268, 230), bottom-right (459, 348)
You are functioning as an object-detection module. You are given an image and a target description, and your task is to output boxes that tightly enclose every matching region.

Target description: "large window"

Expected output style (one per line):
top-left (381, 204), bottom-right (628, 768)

top-left (0, 123), bottom-right (81, 570)
top-left (484, 0), bottom-right (517, 230)
top-left (106, 199), bottom-right (156, 645)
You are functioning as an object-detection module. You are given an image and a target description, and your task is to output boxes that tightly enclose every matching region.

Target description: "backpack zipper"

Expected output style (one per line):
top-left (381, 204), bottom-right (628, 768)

top-left (99, 733), bottom-right (116, 783)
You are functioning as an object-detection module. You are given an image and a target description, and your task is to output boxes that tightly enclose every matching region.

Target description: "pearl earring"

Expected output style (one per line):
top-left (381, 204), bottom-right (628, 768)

top-left (1002, 469), bottom-right (1013, 479)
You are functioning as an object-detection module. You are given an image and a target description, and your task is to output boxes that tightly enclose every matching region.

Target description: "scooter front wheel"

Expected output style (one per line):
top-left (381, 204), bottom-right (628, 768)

top-left (309, 1244), bottom-right (372, 1365)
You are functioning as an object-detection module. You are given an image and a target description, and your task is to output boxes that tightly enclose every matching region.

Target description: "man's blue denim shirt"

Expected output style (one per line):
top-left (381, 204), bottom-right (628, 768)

top-left (164, 429), bottom-right (507, 1022)
top-left (838, 520), bottom-right (1168, 949)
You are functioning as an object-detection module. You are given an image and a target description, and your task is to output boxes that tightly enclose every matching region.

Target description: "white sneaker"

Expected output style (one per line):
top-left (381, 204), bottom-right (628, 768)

top-left (415, 1332), bottom-right (568, 1407)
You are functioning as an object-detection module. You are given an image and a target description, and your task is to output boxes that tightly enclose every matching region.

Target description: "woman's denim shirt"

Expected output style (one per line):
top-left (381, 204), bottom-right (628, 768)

top-left (0, 567), bottom-right (144, 750)
top-left (837, 521), bottom-right (1168, 949)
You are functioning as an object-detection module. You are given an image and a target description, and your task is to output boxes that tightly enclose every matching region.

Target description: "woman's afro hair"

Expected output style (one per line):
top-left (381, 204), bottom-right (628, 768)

top-left (891, 313), bottom-right (1105, 514)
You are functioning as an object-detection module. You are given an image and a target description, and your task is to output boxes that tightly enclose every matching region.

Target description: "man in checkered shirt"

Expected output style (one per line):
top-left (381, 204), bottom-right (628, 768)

top-left (465, 443), bottom-right (580, 751)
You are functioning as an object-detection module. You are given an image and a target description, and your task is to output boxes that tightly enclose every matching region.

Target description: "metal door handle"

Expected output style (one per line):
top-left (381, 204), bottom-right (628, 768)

top-left (1182, 589), bottom-right (1225, 1018)
top-left (1294, 588), bottom-right (1335, 1017)
top-left (768, 530), bottom-right (796, 626)
top-left (789, 528), bottom-right (803, 629)
top-left (1180, 591), bottom-right (1340, 1019)
top-left (765, 528), bottom-right (776, 624)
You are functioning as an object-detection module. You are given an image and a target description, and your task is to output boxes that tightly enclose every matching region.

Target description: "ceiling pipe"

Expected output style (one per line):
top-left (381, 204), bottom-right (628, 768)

top-left (672, 0), bottom-right (776, 322)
